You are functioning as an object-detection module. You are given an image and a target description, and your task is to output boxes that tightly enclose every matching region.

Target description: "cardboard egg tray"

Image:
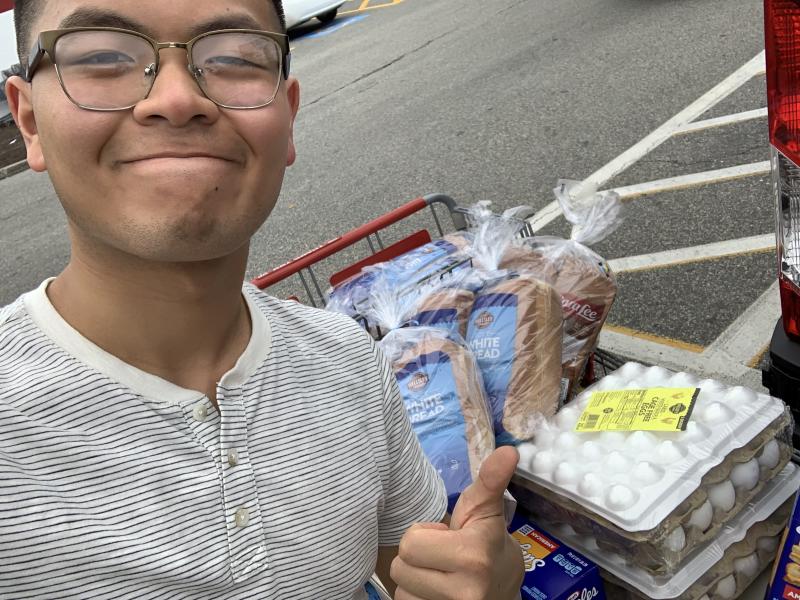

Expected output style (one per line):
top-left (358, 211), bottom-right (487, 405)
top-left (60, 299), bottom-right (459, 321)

top-left (601, 496), bottom-right (792, 600)
top-left (512, 365), bottom-right (794, 574)
top-left (519, 462), bottom-right (800, 600)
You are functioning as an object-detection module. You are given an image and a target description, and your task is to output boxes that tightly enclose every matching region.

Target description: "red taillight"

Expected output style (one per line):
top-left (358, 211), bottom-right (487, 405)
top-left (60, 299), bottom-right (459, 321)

top-left (766, 0), bottom-right (800, 340)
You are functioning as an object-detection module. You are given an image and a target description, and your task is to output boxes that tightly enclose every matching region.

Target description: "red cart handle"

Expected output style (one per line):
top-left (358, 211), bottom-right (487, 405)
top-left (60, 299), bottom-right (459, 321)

top-left (251, 194), bottom-right (461, 290)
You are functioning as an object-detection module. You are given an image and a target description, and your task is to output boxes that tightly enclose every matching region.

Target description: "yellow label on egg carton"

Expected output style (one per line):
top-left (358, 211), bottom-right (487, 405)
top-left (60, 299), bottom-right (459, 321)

top-left (574, 387), bottom-right (699, 433)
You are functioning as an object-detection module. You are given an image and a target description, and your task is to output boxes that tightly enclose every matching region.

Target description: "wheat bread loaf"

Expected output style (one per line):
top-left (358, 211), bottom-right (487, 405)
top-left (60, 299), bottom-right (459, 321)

top-left (467, 275), bottom-right (563, 443)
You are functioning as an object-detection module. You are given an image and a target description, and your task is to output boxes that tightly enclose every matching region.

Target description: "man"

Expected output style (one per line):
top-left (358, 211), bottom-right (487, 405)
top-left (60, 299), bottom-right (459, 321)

top-left (2, 0), bottom-right (525, 598)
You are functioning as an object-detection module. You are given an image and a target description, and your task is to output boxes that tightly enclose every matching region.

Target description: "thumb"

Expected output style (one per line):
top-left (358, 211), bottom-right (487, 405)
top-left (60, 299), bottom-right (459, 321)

top-left (450, 446), bottom-right (519, 530)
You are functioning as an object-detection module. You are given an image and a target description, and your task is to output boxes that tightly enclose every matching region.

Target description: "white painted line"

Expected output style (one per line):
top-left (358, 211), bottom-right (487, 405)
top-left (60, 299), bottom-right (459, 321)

top-left (674, 108), bottom-right (768, 136)
top-left (608, 234), bottom-right (775, 273)
top-left (598, 328), bottom-right (765, 390)
top-left (570, 52), bottom-right (765, 200)
top-left (704, 281), bottom-right (781, 365)
top-left (528, 52), bottom-right (766, 232)
top-left (609, 161), bottom-right (771, 200)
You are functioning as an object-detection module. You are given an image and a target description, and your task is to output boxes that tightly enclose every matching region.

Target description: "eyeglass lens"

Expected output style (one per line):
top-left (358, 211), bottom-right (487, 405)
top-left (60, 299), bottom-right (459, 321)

top-left (53, 30), bottom-right (283, 110)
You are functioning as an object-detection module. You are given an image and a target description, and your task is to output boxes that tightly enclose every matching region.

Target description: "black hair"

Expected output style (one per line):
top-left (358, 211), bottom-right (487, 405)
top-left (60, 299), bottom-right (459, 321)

top-left (13, 0), bottom-right (286, 63)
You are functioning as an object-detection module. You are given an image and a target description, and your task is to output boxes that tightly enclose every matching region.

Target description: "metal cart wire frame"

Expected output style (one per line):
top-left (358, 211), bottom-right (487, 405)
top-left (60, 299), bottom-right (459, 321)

top-left (250, 192), bottom-right (622, 384)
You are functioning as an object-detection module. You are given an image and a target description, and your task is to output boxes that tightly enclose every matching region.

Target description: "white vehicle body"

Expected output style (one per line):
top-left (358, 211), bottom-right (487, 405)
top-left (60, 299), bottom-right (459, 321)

top-left (282, 0), bottom-right (347, 30)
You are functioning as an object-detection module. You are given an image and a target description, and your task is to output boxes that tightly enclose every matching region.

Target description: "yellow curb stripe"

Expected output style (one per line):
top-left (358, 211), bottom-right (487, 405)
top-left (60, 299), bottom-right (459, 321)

top-left (603, 324), bottom-right (706, 354)
top-left (747, 343), bottom-right (770, 369)
top-left (340, 0), bottom-right (405, 16)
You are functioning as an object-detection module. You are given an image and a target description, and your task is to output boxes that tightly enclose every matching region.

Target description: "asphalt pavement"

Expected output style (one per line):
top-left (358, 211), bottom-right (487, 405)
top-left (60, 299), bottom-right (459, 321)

top-left (0, 0), bottom-right (774, 382)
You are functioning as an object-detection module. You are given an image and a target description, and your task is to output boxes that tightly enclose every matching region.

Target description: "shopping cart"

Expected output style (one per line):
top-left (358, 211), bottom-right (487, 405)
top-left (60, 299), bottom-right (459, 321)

top-left (251, 193), bottom-right (625, 382)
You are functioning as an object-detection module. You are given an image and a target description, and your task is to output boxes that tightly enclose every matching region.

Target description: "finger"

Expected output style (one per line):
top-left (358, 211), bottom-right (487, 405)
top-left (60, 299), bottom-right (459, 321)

top-left (450, 445), bottom-right (519, 530)
top-left (399, 524), bottom-right (462, 571)
top-left (390, 557), bottom-right (454, 600)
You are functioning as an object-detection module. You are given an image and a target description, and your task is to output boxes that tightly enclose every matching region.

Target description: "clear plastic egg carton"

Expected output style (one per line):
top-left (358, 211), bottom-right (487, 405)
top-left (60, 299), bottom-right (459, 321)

top-left (521, 462), bottom-right (800, 600)
top-left (512, 362), bottom-right (794, 573)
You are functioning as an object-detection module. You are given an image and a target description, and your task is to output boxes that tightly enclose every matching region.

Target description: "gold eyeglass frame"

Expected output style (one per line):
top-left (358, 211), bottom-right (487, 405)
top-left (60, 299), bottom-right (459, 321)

top-left (23, 27), bottom-right (292, 111)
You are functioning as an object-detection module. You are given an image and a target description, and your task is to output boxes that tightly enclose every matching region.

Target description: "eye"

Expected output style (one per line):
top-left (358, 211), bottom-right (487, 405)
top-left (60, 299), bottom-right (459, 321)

top-left (75, 51), bottom-right (136, 65)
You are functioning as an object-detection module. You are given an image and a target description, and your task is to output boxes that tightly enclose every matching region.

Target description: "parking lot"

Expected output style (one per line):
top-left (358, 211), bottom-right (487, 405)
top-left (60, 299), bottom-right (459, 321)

top-left (0, 0), bottom-right (774, 390)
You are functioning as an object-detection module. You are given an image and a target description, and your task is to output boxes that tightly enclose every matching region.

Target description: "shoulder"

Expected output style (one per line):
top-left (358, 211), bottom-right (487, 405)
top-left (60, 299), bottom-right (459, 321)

top-left (243, 283), bottom-right (379, 362)
top-left (0, 294), bottom-right (35, 346)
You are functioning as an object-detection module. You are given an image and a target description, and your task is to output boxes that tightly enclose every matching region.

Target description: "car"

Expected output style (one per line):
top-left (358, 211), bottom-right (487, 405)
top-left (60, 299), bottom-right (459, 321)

top-left (282, 0), bottom-right (347, 31)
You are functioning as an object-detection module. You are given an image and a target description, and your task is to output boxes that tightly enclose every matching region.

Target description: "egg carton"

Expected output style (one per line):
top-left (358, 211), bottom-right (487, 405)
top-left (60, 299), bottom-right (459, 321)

top-left (512, 363), bottom-right (794, 573)
top-left (524, 461), bottom-right (800, 600)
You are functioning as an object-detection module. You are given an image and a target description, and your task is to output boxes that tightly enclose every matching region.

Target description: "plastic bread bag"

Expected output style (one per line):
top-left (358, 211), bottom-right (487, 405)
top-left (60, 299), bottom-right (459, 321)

top-left (367, 278), bottom-right (495, 500)
top-left (407, 267), bottom-right (486, 339)
top-left (466, 273), bottom-right (563, 446)
top-left (325, 238), bottom-right (466, 321)
top-left (499, 182), bottom-right (622, 400)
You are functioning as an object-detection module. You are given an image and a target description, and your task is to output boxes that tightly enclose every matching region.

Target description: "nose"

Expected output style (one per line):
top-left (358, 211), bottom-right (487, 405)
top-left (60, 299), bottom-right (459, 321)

top-left (132, 49), bottom-right (220, 127)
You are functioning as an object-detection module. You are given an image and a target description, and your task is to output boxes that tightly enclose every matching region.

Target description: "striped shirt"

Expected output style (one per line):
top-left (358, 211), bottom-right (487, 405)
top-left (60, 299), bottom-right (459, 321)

top-left (0, 280), bottom-right (447, 599)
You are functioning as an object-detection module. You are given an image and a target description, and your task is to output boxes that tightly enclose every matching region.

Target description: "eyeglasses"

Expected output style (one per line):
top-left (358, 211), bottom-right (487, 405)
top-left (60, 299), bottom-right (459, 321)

top-left (24, 27), bottom-right (291, 111)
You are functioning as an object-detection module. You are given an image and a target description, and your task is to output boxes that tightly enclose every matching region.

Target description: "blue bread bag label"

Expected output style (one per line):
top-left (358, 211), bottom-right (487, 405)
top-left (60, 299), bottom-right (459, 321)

top-left (466, 292), bottom-right (518, 445)
top-left (395, 350), bottom-right (472, 497)
top-left (411, 307), bottom-right (460, 336)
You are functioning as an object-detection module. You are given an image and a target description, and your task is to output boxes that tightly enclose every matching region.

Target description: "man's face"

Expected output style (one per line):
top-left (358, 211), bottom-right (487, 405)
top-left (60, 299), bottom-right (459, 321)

top-left (11, 0), bottom-right (299, 263)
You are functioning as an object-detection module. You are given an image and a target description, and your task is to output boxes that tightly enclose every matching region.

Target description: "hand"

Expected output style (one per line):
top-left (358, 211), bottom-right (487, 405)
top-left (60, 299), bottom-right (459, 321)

top-left (390, 446), bottom-right (525, 600)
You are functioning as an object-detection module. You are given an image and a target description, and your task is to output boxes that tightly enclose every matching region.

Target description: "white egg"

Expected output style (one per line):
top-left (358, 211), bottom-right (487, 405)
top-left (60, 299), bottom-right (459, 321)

top-left (625, 430), bottom-right (659, 452)
top-left (707, 480), bottom-right (736, 512)
top-left (758, 439), bottom-right (782, 470)
top-left (687, 500), bottom-right (713, 532)
top-left (643, 366), bottom-right (672, 387)
top-left (554, 461), bottom-right (582, 486)
top-left (664, 526), bottom-right (686, 552)
top-left (517, 443), bottom-right (537, 470)
top-left (605, 484), bottom-right (638, 511)
top-left (733, 552), bottom-right (761, 578)
top-left (556, 406), bottom-right (581, 430)
top-left (607, 451), bottom-right (633, 473)
top-left (757, 535), bottom-right (781, 554)
top-left (533, 450), bottom-right (556, 475)
top-left (555, 431), bottom-right (581, 451)
top-left (578, 473), bottom-right (605, 498)
top-left (723, 385), bottom-right (758, 406)
top-left (599, 431), bottom-right (627, 449)
top-left (617, 363), bottom-right (645, 380)
top-left (657, 440), bottom-right (686, 463)
top-left (580, 441), bottom-right (604, 461)
top-left (729, 459), bottom-right (760, 490)
top-left (669, 372), bottom-right (699, 388)
top-left (700, 402), bottom-right (734, 426)
top-left (713, 575), bottom-right (737, 600)
top-left (632, 461), bottom-right (663, 486)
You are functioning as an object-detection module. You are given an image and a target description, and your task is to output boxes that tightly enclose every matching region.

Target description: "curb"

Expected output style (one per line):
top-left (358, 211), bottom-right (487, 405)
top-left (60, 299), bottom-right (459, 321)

top-left (0, 159), bottom-right (30, 181)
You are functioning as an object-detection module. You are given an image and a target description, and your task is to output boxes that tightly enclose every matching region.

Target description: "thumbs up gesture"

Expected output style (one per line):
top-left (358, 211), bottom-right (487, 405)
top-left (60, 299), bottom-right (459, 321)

top-left (391, 446), bottom-right (525, 600)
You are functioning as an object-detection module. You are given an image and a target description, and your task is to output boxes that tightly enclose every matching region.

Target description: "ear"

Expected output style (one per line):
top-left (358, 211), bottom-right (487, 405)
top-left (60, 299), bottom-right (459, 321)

top-left (5, 76), bottom-right (47, 172)
top-left (284, 76), bottom-right (300, 167)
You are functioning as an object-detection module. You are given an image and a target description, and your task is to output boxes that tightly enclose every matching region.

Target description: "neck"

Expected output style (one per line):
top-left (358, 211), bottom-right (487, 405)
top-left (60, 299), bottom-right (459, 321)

top-left (47, 237), bottom-right (252, 403)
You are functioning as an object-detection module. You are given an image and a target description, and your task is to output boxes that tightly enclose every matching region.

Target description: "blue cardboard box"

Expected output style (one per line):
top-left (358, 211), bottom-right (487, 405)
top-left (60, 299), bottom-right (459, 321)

top-left (767, 491), bottom-right (800, 600)
top-left (510, 514), bottom-right (606, 600)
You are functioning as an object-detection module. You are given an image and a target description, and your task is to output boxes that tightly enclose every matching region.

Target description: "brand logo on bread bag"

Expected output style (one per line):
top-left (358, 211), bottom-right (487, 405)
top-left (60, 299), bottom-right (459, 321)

top-left (475, 311), bottom-right (494, 329)
top-left (561, 295), bottom-right (603, 323)
top-left (407, 372), bottom-right (429, 392)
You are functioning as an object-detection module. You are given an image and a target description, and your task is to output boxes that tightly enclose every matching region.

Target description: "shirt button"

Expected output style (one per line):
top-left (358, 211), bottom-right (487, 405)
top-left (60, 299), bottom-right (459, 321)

top-left (192, 403), bottom-right (208, 422)
top-left (227, 448), bottom-right (239, 467)
top-left (235, 507), bottom-right (250, 528)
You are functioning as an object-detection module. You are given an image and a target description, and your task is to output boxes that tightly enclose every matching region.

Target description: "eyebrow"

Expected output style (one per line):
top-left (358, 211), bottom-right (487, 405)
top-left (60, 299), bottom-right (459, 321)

top-left (57, 8), bottom-right (269, 40)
